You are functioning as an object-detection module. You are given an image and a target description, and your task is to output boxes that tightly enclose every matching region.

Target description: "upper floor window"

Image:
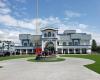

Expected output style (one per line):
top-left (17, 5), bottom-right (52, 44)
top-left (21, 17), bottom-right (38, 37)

top-left (73, 39), bottom-right (80, 46)
top-left (30, 43), bottom-right (33, 47)
top-left (74, 42), bottom-right (79, 46)
top-left (57, 41), bottom-right (59, 45)
top-left (48, 32), bottom-right (51, 37)
top-left (44, 33), bottom-right (47, 37)
top-left (69, 42), bottom-right (72, 46)
top-left (63, 42), bottom-right (66, 46)
top-left (52, 33), bottom-right (55, 37)
top-left (24, 43), bottom-right (27, 46)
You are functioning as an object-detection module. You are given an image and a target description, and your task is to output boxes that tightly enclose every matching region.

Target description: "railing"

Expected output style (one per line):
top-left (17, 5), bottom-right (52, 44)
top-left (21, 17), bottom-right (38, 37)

top-left (57, 45), bottom-right (91, 48)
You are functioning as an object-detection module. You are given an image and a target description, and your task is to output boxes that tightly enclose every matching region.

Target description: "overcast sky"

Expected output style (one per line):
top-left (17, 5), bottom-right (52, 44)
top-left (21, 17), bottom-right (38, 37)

top-left (0, 0), bottom-right (100, 44)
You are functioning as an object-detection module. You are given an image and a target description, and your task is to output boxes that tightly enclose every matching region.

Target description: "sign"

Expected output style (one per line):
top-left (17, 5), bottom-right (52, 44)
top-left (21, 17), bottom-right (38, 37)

top-left (35, 48), bottom-right (42, 55)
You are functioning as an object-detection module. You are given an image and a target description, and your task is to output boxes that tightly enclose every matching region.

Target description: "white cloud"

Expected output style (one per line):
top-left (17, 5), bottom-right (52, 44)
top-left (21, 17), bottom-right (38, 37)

top-left (16, 0), bottom-right (26, 3)
top-left (76, 29), bottom-right (82, 33)
top-left (65, 10), bottom-right (81, 18)
top-left (0, 1), bottom-right (99, 45)
top-left (0, 29), bottom-right (20, 43)
top-left (0, 8), bottom-right (11, 14)
top-left (0, 15), bottom-right (100, 45)
top-left (0, 15), bottom-right (36, 30)
top-left (0, 0), bottom-right (11, 14)
top-left (79, 24), bottom-right (88, 29)
top-left (0, 0), bottom-right (6, 7)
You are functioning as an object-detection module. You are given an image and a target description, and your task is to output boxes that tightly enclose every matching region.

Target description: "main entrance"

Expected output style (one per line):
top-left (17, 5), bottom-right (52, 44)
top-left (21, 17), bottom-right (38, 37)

top-left (44, 42), bottom-right (55, 53)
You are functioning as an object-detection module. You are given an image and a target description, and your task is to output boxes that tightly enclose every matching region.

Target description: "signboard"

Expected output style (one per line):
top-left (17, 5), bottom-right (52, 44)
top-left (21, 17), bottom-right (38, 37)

top-left (35, 48), bottom-right (42, 55)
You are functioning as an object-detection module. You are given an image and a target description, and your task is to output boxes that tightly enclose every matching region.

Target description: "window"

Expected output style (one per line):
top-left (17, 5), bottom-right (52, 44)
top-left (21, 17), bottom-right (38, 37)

top-left (73, 39), bottom-right (80, 46)
top-left (24, 43), bottom-right (27, 46)
top-left (30, 43), bottom-right (33, 46)
top-left (63, 42), bottom-right (66, 46)
top-left (52, 33), bottom-right (55, 37)
top-left (48, 32), bottom-right (51, 37)
top-left (44, 33), bottom-right (47, 37)
top-left (74, 42), bottom-right (79, 46)
top-left (57, 42), bottom-right (59, 45)
top-left (69, 42), bottom-right (72, 46)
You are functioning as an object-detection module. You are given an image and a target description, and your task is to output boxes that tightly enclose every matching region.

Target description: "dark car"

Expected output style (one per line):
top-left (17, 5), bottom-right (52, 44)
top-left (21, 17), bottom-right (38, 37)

top-left (0, 51), bottom-right (4, 56)
top-left (0, 51), bottom-right (10, 57)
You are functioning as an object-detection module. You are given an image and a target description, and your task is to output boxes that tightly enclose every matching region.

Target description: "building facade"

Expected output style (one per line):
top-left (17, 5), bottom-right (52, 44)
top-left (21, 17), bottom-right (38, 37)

top-left (0, 41), bottom-right (15, 55)
top-left (15, 27), bottom-right (91, 54)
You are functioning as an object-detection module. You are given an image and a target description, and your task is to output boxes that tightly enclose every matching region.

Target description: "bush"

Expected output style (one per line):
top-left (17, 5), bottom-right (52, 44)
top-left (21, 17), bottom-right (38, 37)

top-left (96, 46), bottom-right (100, 53)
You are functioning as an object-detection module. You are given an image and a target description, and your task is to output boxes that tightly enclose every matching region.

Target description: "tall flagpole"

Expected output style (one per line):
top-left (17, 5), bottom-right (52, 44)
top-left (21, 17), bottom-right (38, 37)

top-left (36, 0), bottom-right (39, 35)
top-left (35, 0), bottom-right (39, 49)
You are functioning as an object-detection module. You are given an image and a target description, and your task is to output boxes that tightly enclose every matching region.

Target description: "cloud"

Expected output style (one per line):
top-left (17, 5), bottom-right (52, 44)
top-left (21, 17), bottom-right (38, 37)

top-left (0, 15), bottom-right (100, 45)
top-left (65, 10), bottom-right (81, 18)
top-left (79, 24), bottom-right (88, 29)
top-left (0, 29), bottom-right (20, 43)
top-left (0, 0), bottom-right (11, 14)
top-left (16, 0), bottom-right (26, 3)
top-left (0, 14), bottom-right (36, 30)
top-left (0, 0), bottom-right (99, 45)
top-left (0, 0), bottom-right (6, 7)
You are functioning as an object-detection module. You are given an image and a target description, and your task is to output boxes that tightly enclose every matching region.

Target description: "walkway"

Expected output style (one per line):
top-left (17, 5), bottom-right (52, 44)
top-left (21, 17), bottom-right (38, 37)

top-left (0, 57), bottom-right (100, 80)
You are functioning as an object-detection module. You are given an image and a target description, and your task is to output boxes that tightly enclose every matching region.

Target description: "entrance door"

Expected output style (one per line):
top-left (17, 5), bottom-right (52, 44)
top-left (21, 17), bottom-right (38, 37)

top-left (44, 42), bottom-right (55, 53)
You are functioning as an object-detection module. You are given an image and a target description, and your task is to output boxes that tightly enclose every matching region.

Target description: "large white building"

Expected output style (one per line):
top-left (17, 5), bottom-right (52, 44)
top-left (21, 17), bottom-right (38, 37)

top-left (0, 41), bottom-right (15, 55)
top-left (15, 27), bottom-right (92, 54)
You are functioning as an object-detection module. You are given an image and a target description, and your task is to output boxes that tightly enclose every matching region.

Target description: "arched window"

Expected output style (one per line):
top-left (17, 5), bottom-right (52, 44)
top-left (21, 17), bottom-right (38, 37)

top-left (48, 32), bottom-right (51, 37)
top-left (44, 33), bottom-right (47, 37)
top-left (24, 43), bottom-right (27, 46)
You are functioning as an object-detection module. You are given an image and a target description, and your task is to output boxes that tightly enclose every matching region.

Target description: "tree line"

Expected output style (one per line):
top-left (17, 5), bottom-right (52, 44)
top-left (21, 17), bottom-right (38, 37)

top-left (92, 39), bottom-right (100, 53)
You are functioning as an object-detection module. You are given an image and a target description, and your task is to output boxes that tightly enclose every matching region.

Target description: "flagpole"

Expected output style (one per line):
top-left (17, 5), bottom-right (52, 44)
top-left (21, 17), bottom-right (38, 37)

top-left (36, 0), bottom-right (39, 35)
top-left (35, 0), bottom-right (39, 49)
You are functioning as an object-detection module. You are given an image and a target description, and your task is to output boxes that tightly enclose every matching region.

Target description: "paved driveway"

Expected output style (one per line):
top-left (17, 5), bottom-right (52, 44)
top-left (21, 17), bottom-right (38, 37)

top-left (0, 57), bottom-right (100, 80)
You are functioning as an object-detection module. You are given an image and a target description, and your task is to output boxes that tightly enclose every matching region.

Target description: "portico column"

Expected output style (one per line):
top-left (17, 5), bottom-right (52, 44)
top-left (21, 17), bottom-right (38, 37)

top-left (87, 49), bottom-right (91, 54)
top-left (32, 49), bottom-right (33, 53)
top-left (80, 49), bottom-right (82, 54)
top-left (55, 40), bottom-right (57, 52)
top-left (42, 40), bottom-right (44, 51)
top-left (68, 49), bottom-right (69, 54)
top-left (74, 48), bottom-right (76, 54)
top-left (20, 49), bottom-right (22, 55)
top-left (62, 49), bottom-right (63, 54)
top-left (26, 49), bottom-right (28, 55)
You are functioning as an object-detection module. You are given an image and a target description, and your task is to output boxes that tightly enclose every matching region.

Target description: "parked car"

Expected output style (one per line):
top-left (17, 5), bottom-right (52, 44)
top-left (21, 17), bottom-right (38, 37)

top-left (0, 51), bottom-right (10, 57)
top-left (0, 51), bottom-right (4, 56)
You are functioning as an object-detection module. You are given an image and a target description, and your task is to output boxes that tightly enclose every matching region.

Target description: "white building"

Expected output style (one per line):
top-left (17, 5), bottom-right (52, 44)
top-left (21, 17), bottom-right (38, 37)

top-left (0, 41), bottom-right (15, 55)
top-left (15, 27), bottom-right (91, 54)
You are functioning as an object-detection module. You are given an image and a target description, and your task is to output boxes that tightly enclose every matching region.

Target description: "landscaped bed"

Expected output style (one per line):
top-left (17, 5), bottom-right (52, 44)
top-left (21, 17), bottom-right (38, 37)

top-left (60, 54), bottom-right (100, 74)
top-left (28, 57), bottom-right (65, 62)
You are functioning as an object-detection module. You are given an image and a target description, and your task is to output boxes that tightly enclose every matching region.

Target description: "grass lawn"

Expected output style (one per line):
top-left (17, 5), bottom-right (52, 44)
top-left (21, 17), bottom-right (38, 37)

top-left (61, 54), bottom-right (100, 74)
top-left (0, 55), bottom-right (35, 61)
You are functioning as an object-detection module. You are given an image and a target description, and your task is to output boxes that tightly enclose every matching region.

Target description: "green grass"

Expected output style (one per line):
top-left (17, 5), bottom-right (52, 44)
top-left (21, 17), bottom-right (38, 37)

top-left (61, 54), bottom-right (100, 74)
top-left (28, 58), bottom-right (65, 62)
top-left (0, 55), bottom-right (35, 61)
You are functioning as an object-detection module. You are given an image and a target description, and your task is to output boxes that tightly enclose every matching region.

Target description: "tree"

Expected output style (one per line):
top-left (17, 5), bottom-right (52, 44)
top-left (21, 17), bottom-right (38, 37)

top-left (96, 46), bottom-right (100, 53)
top-left (92, 39), bottom-right (97, 52)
